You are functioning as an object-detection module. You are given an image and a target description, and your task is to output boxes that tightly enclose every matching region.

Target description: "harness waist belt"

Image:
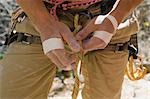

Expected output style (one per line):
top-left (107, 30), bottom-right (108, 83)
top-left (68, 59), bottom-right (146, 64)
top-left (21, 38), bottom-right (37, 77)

top-left (6, 33), bottom-right (129, 51)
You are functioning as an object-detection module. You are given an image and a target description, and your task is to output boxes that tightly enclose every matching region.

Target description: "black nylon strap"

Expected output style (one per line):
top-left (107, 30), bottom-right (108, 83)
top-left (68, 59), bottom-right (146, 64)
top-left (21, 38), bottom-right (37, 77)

top-left (6, 33), bottom-right (41, 45)
top-left (129, 34), bottom-right (138, 59)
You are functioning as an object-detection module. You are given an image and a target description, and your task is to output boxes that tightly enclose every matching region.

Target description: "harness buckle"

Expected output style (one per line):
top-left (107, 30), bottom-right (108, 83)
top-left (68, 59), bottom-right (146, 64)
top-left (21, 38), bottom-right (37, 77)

top-left (22, 40), bottom-right (31, 45)
top-left (22, 33), bottom-right (33, 44)
top-left (16, 33), bottom-right (33, 45)
top-left (17, 15), bottom-right (26, 23)
top-left (115, 43), bottom-right (124, 51)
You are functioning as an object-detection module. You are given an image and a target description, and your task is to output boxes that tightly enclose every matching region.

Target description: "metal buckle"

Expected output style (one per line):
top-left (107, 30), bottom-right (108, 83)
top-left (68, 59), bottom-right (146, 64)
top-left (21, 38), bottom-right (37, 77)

top-left (21, 33), bottom-right (32, 45)
top-left (24, 33), bottom-right (32, 37)
top-left (128, 44), bottom-right (138, 59)
top-left (22, 41), bottom-right (31, 45)
top-left (115, 43), bottom-right (124, 51)
top-left (17, 15), bottom-right (26, 23)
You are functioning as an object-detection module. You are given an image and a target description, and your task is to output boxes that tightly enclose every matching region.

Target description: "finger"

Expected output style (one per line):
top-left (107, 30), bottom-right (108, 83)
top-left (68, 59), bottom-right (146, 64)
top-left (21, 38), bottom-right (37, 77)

top-left (46, 52), bottom-right (66, 69)
top-left (59, 23), bottom-right (80, 52)
top-left (63, 62), bottom-right (76, 71)
top-left (52, 49), bottom-right (76, 67)
top-left (47, 51), bottom-right (75, 71)
top-left (76, 18), bottom-right (96, 41)
top-left (83, 37), bottom-right (106, 53)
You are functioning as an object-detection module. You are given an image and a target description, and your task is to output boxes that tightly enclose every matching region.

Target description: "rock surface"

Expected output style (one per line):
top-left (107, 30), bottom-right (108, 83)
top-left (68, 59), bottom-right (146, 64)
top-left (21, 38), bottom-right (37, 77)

top-left (48, 74), bottom-right (150, 99)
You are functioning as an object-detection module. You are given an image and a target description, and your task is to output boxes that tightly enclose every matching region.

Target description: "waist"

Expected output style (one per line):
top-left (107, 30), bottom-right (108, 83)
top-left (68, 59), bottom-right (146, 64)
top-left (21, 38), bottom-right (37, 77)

top-left (6, 32), bottom-right (130, 52)
top-left (43, 0), bottom-right (103, 10)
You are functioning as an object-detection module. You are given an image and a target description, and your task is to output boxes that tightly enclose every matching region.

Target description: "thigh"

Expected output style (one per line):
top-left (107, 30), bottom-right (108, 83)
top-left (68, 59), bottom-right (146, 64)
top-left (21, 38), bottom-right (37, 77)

top-left (0, 42), bottom-right (56, 99)
top-left (81, 50), bottom-right (129, 99)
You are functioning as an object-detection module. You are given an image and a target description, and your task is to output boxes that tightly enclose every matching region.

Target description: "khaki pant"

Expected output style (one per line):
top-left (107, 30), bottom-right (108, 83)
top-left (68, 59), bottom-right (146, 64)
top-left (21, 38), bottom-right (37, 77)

top-left (0, 8), bottom-right (139, 99)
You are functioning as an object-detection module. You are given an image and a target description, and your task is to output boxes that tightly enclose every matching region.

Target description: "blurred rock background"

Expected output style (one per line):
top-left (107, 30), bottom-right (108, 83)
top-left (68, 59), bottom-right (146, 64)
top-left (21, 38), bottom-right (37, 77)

top-left (137, 0), bottom-right (150, 63)
top-left (0, 0), bottom-right (18, 58)
top-left (0, 0), bottom-right (150, 99)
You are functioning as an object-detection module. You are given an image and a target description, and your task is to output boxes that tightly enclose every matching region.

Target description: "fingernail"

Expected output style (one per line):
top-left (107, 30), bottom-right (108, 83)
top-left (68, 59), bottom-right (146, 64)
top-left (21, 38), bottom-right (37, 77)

top-left (71, 43), bottom-right (81, 52)
top-left (75, 44), bottom-right (81, 52)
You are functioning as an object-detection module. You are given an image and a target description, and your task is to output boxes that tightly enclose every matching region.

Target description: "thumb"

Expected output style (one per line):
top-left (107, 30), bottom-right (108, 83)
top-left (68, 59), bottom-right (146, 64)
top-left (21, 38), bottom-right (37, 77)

top-left (59, 23), bottom-right (81, 52)
top-left (76, 18), bottom-right (96, 41)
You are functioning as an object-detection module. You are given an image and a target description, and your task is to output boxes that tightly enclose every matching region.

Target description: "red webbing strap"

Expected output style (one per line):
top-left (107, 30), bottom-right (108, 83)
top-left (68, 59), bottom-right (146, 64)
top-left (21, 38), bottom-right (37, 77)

top-left (43, 0), bottom-right (102, 20)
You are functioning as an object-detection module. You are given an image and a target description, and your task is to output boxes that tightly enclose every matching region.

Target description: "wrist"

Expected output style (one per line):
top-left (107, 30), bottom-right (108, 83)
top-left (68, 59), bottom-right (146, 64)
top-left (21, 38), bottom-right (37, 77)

top-left (95, 14), bottom-right (118, 33)
top-left (93, 31), bottom-right (113, 45)
top-left (40, 31), bottom-right (61, 42)
top-left (34, 22), bottom-right (60, 41)
top-left (42, 38), bottom-right (64, 54)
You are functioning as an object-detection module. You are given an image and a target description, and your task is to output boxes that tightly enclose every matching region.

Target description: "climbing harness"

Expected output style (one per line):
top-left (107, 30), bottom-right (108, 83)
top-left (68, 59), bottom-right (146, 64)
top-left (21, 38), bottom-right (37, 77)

top-left (7, 1), bottom-right (148, 98)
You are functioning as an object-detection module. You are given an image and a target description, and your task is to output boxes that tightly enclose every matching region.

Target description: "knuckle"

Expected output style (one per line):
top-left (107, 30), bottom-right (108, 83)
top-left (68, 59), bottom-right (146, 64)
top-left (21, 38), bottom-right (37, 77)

top-left (78, 32), bottom-right (84, 38)
top-left (62, 61), bottom-right (70, 66)
top-left (63, 32), bottom-right (70, 37)
top-left (69, 38), bottom-right (76, 45)
top-left (59, 56), bottom-right (70, 66)
top-left (63, 57), bottom-right (73, 66)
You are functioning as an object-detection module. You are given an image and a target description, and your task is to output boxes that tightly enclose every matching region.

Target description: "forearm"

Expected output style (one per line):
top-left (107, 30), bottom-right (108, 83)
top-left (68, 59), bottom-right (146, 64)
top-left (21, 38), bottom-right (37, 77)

top-left (16, 0), bottom-right (58, 40)
top-left (111, 0), bottom-right (144, 24)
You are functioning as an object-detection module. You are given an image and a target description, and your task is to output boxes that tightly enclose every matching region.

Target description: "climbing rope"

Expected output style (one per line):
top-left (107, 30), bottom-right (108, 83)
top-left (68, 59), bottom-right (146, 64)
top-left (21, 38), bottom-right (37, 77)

top-left (72, 14), bottom-right (84, 99)
top-left (125, 55), bottom-right (147, 81)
